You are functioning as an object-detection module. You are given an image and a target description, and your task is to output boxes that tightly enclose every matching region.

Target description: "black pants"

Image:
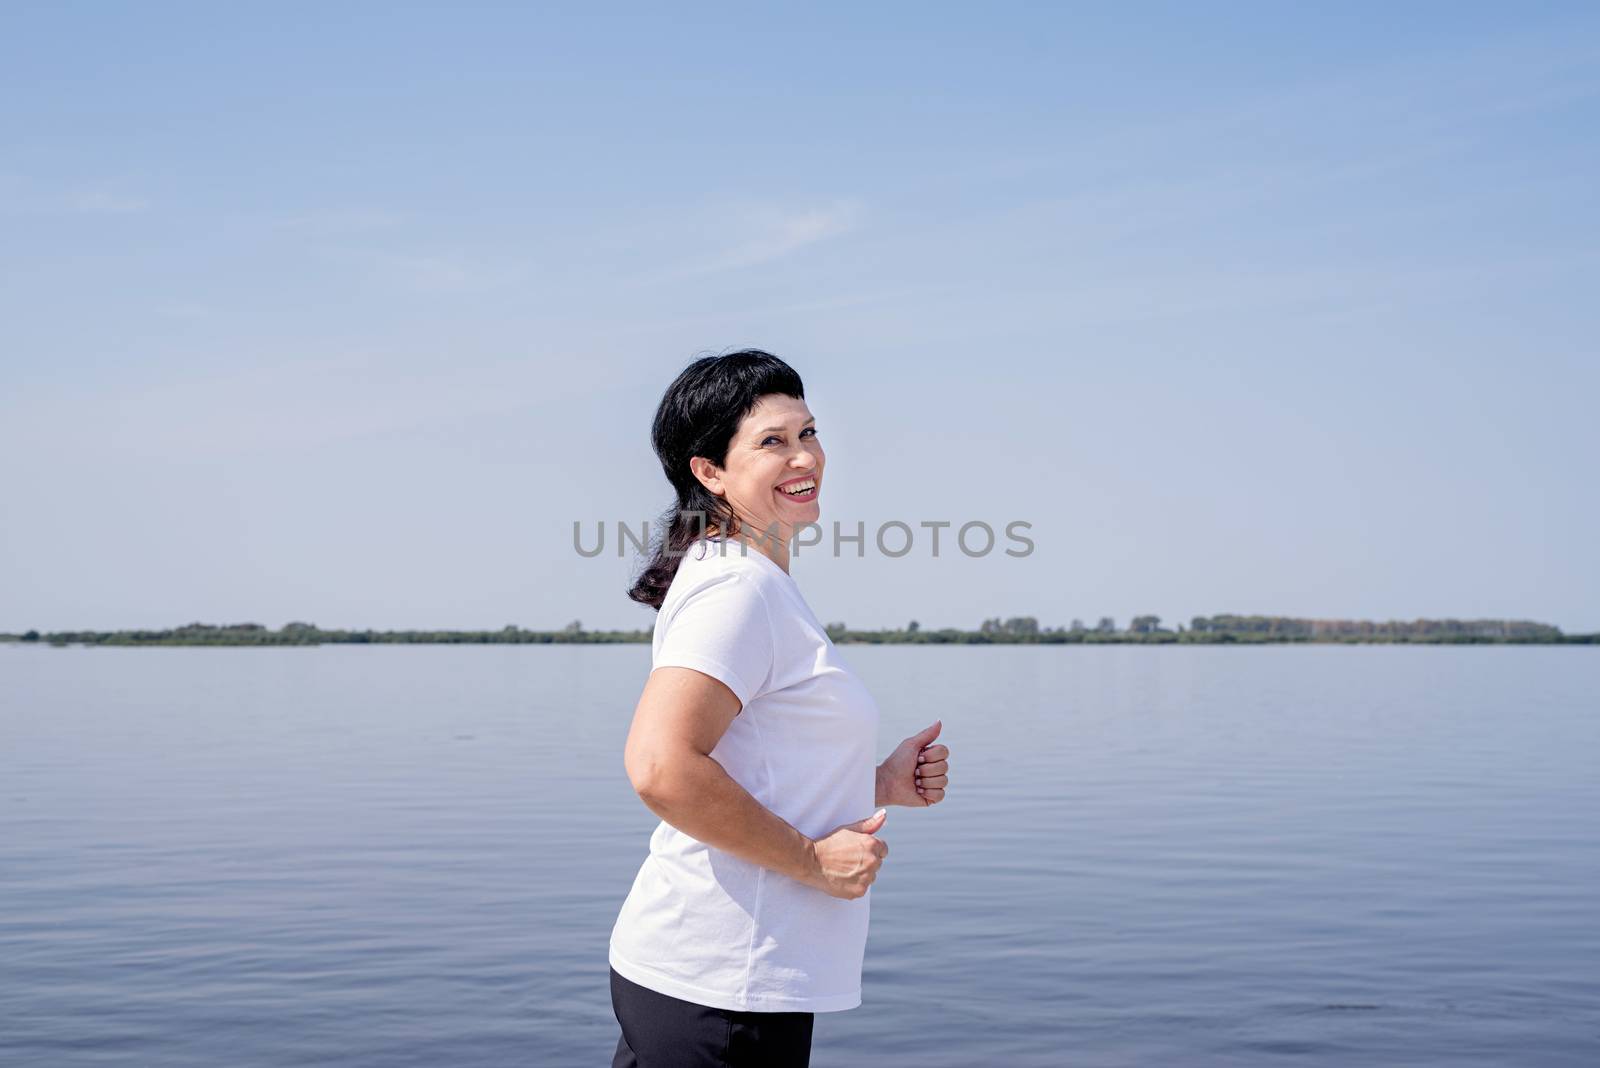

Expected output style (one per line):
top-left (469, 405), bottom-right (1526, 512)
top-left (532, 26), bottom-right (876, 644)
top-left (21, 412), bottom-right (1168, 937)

top-left (609, 966), bottom-right (814, 1067)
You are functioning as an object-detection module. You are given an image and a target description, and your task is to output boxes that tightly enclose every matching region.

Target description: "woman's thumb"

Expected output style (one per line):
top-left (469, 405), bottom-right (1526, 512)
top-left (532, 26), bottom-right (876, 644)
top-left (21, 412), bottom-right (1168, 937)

top-left (853, 808), bottom-right (888, 833)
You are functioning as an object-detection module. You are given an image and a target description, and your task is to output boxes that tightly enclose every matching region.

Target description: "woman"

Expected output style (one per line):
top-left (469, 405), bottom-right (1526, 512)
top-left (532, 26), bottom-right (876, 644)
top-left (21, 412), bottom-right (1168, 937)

top-left (608, 350), bottom-right (952, 1067)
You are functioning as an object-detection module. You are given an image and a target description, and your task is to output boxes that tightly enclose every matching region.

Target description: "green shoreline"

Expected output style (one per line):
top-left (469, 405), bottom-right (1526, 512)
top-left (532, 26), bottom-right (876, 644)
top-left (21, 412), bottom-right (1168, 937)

top-left (4, 616), bottom-right (1595, 647)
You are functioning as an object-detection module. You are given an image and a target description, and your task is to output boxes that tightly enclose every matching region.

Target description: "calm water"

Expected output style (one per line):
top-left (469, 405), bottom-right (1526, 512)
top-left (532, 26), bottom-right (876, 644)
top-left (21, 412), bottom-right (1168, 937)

top-left (1, 643), bottom-right (1597, 1066)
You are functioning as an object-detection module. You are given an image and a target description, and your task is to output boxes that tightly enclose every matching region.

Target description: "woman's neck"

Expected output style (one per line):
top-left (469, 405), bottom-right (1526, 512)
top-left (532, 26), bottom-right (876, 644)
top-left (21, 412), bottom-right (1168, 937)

top-left (705, 525), bottom-right (790, 574)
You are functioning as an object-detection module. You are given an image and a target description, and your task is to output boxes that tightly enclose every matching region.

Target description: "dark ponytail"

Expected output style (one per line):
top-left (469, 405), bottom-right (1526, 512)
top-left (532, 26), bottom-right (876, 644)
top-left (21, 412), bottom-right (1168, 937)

top-left (627, 349), bottom-right (806, 611)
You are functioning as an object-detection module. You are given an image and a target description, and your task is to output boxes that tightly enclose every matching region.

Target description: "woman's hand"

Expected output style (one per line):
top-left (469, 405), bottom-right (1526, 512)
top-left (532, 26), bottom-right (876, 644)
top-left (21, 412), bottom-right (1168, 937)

top-left (807, 809), bottom-right (889, 899)
top-left (877, 720), bottom-right (950, 807)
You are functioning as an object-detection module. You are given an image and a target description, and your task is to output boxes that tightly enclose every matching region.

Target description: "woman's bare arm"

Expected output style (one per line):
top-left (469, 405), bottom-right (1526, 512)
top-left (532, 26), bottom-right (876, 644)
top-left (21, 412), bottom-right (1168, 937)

top-left (623, 666), bottom-right (823, 887)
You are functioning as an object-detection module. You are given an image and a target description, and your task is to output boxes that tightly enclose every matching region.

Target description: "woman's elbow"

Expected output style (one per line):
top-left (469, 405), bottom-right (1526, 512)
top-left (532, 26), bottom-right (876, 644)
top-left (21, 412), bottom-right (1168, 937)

top-left (630, 750), bottom-right (705, 815)
top-left (623, 742), bottom-right (651, 793)
top-left (625, 745), bottom-right (678, 804)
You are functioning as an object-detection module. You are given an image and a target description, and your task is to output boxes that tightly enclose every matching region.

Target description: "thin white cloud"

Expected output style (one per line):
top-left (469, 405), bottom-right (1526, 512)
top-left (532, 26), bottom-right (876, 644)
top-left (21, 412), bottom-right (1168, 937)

top-left (374, 251), bottom-right (482, 292)
top-left (0, 176), bottom-right (152, 216)
top-left (266, 207), bottom-right (404, 234)
top-left (311, 245), bottom-right (523, 294)
top-left (608, 284), bottom-right (935, 336)
top-left (930, 29), bottom-right (1600, 193)
top-left (714, 201), bottom-right (862, 271)
top-left (643, 198), bottom-right (865, 282)
top-left (154, 301), bottom-right (211, 320)
top-left (67, 189), bottom-right (150, 215)
top-left (0, 347), bottom-right (639, 458)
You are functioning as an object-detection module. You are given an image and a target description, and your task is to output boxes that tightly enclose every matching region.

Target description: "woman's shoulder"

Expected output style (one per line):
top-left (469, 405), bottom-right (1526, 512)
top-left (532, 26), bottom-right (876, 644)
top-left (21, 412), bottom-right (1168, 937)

top-left (661, 540), bottom-right (779, 613)
top-left (679, 538), bottom-right (786, 587)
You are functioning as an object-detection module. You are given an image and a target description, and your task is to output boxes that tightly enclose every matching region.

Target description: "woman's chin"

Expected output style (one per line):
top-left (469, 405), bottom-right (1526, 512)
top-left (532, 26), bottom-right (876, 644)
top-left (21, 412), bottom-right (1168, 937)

top-left (789, 509), bottom-right (822, 534)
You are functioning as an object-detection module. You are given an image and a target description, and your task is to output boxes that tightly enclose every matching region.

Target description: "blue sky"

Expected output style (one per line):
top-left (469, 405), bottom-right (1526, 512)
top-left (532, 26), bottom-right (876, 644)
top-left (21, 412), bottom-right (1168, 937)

top-left (3, 3), bottom-right (1598, 633)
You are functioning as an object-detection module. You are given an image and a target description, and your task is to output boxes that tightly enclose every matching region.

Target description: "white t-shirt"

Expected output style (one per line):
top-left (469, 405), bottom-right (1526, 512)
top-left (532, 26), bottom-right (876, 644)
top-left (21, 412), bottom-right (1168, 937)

top-left (608, 534), bottom-right (881, 1013)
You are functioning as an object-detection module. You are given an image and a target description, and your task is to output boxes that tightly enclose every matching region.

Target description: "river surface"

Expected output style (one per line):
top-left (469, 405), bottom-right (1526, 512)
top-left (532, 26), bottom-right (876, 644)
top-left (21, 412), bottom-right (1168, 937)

top-left (2, 643), bottom-right (1596, 1066)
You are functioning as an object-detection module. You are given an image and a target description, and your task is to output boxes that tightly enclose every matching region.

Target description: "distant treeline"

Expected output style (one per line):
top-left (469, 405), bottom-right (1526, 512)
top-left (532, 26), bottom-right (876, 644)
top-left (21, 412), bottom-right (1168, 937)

top-left (4, 615), bottom-right (1595, 647)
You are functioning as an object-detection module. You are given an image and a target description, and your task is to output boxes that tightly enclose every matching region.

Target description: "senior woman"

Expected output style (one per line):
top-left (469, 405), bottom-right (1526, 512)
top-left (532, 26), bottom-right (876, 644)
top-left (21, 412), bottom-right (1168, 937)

top-left (608, 350), bottom-right (952, 1067)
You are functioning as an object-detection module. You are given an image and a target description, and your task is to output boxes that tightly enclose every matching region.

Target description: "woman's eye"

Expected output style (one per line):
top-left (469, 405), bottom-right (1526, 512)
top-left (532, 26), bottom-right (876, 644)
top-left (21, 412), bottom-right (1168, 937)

top-left (763, 427), bottom-right (816, 446)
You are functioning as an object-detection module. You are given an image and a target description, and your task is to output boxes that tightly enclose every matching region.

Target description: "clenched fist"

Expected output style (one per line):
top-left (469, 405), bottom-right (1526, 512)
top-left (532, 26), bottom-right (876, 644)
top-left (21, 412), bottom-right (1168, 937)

top-left (878, 720), bottom-right (950, 807)
top-left (806, 809), bottom-right (889, 900)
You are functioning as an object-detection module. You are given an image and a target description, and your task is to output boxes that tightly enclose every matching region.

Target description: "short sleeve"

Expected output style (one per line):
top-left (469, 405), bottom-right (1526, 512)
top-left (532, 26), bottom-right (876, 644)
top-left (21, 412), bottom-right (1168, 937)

top-left (654, 571), bottom-right (775, 709)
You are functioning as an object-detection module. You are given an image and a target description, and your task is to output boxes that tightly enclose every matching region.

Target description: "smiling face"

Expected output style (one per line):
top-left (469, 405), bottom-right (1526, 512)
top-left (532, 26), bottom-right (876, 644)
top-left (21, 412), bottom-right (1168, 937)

top-left (690, 393), bottom-right (824, 551)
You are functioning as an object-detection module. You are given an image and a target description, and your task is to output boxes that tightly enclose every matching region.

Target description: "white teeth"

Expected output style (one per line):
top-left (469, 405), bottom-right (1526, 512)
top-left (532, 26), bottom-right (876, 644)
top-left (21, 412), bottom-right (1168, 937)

top-left (781, 479), bottom-right (815, 495)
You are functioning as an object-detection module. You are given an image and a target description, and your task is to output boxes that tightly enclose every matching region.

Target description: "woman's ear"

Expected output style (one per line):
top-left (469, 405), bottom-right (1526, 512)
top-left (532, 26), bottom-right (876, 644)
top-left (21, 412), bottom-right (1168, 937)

top-left (688, 456), bottom-right (724, 496)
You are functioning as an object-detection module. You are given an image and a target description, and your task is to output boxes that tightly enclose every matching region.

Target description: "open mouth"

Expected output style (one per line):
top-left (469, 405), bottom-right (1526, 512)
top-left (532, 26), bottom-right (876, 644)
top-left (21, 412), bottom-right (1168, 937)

top-left (776, 477), bottom-right (818, 502)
